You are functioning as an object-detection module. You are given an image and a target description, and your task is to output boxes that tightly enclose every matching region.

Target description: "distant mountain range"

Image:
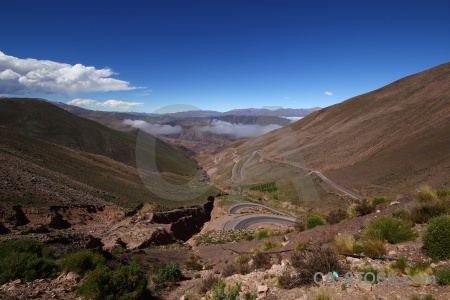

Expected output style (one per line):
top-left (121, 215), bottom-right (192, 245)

top-left (128, 107), bottom-right (321, 118)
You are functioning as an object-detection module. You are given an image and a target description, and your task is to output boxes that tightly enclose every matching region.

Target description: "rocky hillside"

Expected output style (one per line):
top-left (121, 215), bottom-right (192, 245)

top-left (201, 63), bottom-right (450, 197)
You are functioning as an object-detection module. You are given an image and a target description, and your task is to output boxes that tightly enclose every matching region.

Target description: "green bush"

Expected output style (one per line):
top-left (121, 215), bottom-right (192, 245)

top-left (422, 215), bottom-right (450, 260)
top-left (154, 261), bottom-right (182, 284)
top-left (61, 250), bottom-right (106, 277)
top-left (211, 280), bottom-right (241, 300)
top-left (416, 186), bottom-right (439, 203)
top-left (372, 196), bottom-right (393, 206)
top-left (361, 216), bottom-right (417, 244)
top-left (0, 239), bottom-right (58, 284)
top-left (254, 229), bottom-right (269, 240)
top-left (410, 202), bottom-right (447, 224)
top-left (435, 267), bottom-right (450, 285)
top-left (77, 261), bottom-right (149, 300)
top-left (306, 213), bottom-right (326, 229)
top-left (436, 189), bottom-right (450, 199)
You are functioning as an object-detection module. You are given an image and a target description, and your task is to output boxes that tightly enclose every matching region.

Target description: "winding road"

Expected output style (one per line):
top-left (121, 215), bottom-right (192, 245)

top-left (225, 148), bottom-right (363, 200)
top-left (223, 213), bottom-right (296, 230)
top-left (228, 202), bottom-right (286, 215)
top-left (223, 202), bottom-right (295, 230)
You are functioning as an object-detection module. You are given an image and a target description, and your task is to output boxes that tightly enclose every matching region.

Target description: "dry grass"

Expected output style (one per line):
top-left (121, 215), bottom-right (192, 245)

top-left (333, 233), bottom-right (355, 254)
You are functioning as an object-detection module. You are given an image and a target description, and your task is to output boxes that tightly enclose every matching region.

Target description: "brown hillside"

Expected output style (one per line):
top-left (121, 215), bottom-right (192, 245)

top-left (205, 63), bottom-right (450, 196)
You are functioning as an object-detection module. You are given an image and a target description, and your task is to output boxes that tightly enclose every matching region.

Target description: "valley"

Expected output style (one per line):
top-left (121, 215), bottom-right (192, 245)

top-left (0, 63), bottom-right (449, 300)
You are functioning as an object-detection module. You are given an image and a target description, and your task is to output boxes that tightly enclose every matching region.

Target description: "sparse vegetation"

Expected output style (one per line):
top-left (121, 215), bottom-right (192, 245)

top-left (153, 262), bottom-right (182, 284)
top-left (60, 250), bottom-right (106, 277)
top-left (306, 213), bottom-right (326, 229)
top-left (361, 216), bottom-right (417, 244)
top-left (422, 215), bottom-right (450, 260)
top-left (315, 291), bottom-right (332, 300)
top-left (333, 233), bottom-right (355, 254)
top-left (249, 181), bottom-right (277, 193)
top-left (435, 267), bottom-right (450, 285)
top-left (186, 254), bottom-right (203, 271)
top-left (77, 261), bottom-right (149, 300)
top-left (358, 264), bottom-right (380, 284)
top-left (372, 196), bottom-right (393, 206)
top-left (325, 208), bottom-right (348, 224)
top-left (0, 239), bottom-right (58, 285)
top-left (210, 280), bottom-right (241, 300)
top-left (361, 239), bottom-right (387, 257)
top-left (416, 186), bottom-right (439, 203)
top-left (355, 199), bottom-right (375, 216)
top-left (252, 248), bottom-right (271, 269)
top-left (262, 239), bottom-right (282, 251)
top-left (254, 229), bottom-right (270, 240)
top-left (295, 242), bottom-right (309, 251)
top-left (282, 247), bottom-right (345, 288)
top-left (391, 256), bottom-right (408, 273)
top-left (198, 273), bottom-right (220, 294)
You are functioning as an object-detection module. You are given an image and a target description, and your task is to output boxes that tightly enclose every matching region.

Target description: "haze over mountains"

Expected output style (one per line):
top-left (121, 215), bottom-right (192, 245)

top-left (51, 101), bottom-right (314, 152)
top-left (201, 62), bottom-right (450, 197)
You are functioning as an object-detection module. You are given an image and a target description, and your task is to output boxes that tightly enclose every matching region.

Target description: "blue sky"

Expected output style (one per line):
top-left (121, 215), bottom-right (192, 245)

top-left (1, 0), bottom-right (450, 112)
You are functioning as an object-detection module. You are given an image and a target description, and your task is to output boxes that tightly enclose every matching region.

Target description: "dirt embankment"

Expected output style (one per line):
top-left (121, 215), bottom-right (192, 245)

top-left (0, 198), bottom-right (215, 253)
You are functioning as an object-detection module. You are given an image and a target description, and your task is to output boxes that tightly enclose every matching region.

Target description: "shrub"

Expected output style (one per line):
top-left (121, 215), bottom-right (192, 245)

top-left (422, 215), bottom-right (450, 260)
top-left (358, 264), bottom-right (379, 284)
top-left (262, 240), bottom-right (282, 251)
top-left (60, 250), bottom-right (106, 277)
top-left (289, 247), bottom-right (345, 286)
top-left (353, 242), bottom-right (364, 254)
top-left (154, 262), bottom-right (182, 284)
top-left (198, 273), bottom-right (220, 294)
top-left (325, 209), bottom-right (348, 224)
top-left (333, 233), bottom-right (355, 254)
top-left (306, 213), bottom-right (326, 229)
top-left (416, 186), bottom-right (439, 203)
top-left (77, 261), bottom-right (149, 300)
top-left (372, 196), bottom-right (393, 206)
top-left (315, 291), bottom-right (331, 300)
top-left (294, 242), bottom-right (309, 251)
top-left (361, 216), bottom-right (417, 244)
top-left (361, 239), bottom-right (387, 257)
top-left (436, 189), bottom-right (450, 199)
top-left (0, 239), bottom-right (58, 284)
top-left (111, 246), bottom-right (127, 255)
top-left (355, 199), bottom-right (375, 216)
top-left (346, 204), bottom-right (357, 218)
top-left (410, 201), bottom-right (448, 224)
top-left (435, 267), bottom-right (450, 285)
top-left (254, 229), bottom-right (270, 240)
top-left (391, 256), bottom-right (408, 273)
top-left (235, 254), bottom-right (251, 274)
top-left (211, 280), bottom-right (241, 300)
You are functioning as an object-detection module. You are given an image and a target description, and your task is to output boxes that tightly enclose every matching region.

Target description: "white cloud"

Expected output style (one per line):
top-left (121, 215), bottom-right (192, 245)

top-left (324, 91), bottom-right (333, 96)
top-left (68, 98), bottom-right (143, 109)
top-left (198, 120), bottom-right (282, 138)
top-left (282, 116), bottom-right (303, 122)
top-left (283, 96), bottom-right (290, 100)
top-left (123, 119), bottom-right (182, 135)
top-left (0, 51), bottom-right (136, 95)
